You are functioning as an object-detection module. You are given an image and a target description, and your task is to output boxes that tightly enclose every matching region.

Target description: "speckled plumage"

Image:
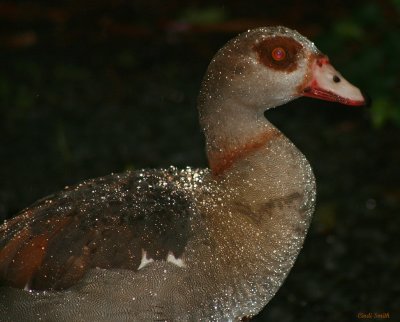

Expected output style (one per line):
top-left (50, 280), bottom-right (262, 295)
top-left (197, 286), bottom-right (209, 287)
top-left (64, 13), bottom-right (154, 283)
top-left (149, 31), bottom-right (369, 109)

top-left (0, 26), bottom-right (364, 321)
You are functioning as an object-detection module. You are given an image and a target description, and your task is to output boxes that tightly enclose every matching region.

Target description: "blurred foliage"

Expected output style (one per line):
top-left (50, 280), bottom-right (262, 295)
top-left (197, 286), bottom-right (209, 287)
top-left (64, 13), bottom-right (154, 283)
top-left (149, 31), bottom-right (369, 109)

top-left (316, 1), bottom-right (400, 128)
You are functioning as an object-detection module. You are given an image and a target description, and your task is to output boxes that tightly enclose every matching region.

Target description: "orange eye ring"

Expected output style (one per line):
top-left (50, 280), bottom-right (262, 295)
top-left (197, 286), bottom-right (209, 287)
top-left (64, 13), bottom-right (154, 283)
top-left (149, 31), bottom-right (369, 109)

top-left (271, 47), bottom-right (286, 61)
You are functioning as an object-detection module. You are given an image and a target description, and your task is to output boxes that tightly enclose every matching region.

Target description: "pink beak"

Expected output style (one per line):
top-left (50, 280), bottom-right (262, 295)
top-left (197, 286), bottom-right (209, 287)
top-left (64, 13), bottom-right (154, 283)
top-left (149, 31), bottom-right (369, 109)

top-left (301, 55), bottom-right (366, 106)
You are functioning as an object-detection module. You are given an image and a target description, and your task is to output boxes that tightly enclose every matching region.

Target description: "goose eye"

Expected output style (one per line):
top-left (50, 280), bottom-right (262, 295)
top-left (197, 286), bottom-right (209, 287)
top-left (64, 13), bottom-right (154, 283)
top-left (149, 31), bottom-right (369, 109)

top-left (272, 47), bottom-right (286, 61)
top-left (253, 36), bottom-right (301, 72)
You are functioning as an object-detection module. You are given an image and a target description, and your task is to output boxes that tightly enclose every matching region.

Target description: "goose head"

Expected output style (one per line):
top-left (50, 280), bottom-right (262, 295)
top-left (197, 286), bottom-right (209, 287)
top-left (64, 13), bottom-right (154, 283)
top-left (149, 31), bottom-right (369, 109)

top-left (198, 26), bottom-right (366, 174)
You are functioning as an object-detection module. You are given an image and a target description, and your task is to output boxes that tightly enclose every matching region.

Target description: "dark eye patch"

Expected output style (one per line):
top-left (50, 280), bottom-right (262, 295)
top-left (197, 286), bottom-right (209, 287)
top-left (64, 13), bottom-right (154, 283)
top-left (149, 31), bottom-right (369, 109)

top-left (253, 36), bottom-right (303, 72)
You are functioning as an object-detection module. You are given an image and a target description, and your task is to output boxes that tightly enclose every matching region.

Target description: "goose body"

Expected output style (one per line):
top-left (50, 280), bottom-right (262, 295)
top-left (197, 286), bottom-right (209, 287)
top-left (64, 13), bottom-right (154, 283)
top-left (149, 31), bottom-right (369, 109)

top-left (0, 26), bottom-right (365, 321)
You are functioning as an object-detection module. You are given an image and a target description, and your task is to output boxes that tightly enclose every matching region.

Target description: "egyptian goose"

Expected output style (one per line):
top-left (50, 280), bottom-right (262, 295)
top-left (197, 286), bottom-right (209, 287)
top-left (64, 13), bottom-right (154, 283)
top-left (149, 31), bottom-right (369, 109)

top-left (0, 26), bottom-right (365, 321)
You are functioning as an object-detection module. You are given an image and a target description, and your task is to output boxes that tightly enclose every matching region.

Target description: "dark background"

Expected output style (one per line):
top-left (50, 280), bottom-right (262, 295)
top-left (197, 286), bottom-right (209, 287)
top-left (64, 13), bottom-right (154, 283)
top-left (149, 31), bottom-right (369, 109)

top-left (0, 1), bottom-right (399, 321)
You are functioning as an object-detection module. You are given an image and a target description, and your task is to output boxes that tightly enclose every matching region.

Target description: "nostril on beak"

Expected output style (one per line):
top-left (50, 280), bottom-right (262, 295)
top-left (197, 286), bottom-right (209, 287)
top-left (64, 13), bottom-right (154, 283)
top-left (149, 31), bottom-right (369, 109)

top-left (333, 75), bottom-right (341, 83)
